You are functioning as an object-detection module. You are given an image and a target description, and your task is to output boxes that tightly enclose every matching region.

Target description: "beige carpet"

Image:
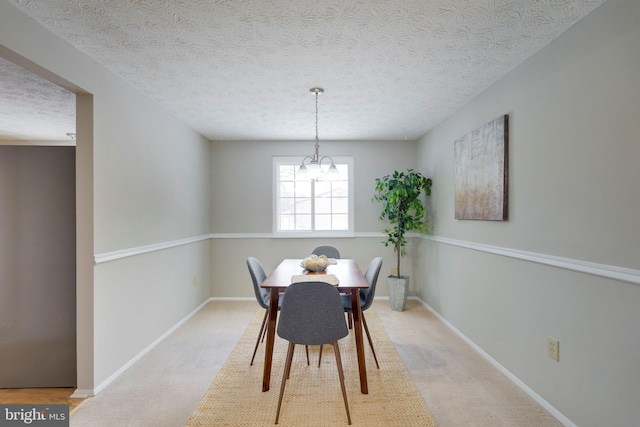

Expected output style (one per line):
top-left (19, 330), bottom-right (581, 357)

top-left (187, 309), bottom-right (437, 426)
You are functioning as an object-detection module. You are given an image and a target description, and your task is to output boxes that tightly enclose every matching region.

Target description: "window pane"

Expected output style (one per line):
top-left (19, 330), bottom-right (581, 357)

top-left (296, 214), bottom-right (311, 230)
top-left (279, 198), bottom-right (296, 214)
top-left (315, 197), bottom-right (332, 214)
top-left (280, 182), bottom-right (295, 197)
top-left (332, 181), bottom-right (348, 197)
top-left (296, 197), bottom-right (312, 214)
top-left (280, 214), bottom-right (296, 230)
top-left (332, 197), bottom-right (348, 213)
top-left (315, 214), bottom-right (332, 230)
top-left (296, 181), bottom-right (312, 197)
top-left (315, 181), bottom-right (331, 196)
top-left (280, 165), bottom-right (295, 180)
top-left (332, 214), bottom-right (349, 230)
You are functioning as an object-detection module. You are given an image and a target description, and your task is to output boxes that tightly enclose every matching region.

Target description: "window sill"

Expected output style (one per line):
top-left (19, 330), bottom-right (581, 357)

top-left (271, 231), bottom-right (356, 239)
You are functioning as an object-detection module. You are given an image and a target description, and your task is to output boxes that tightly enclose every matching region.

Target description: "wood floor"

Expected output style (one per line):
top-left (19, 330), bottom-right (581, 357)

top-left (0, 387), bottom-right (85, 413)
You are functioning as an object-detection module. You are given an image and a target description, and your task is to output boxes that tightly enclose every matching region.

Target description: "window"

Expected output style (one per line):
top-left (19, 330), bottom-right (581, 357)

top-left (273, 156), bottom-right (353, 237)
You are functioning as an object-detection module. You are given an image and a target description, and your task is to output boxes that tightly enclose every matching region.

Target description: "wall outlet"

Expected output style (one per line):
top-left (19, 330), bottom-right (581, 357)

top-left (547, 337), bottom-right (559, 361)
top-left (390, 267), bottom-right (398, 276)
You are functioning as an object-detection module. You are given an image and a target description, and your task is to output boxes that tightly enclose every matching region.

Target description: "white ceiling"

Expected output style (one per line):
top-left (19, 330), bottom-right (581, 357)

top-left (0, 56), bottom-right (76, 141)
top-left (1, 0), bottom-right (608, 141)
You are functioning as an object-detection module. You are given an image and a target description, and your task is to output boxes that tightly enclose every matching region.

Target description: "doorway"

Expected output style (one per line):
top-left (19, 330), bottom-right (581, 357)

top-left (0, 145), bottom-right (76, 387)
top-left (0, 52), bottom-right (78, 389)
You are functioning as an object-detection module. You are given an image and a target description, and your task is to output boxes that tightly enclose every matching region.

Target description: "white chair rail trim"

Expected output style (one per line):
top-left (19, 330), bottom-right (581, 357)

top-left (93, 232), bottom-right (640, 286)
top-left (424, 235), bottom-right (640, 286)
top-left (94, 234), bottom-right (211, 264)
top-left (93, 232), bottom-right (384, 263)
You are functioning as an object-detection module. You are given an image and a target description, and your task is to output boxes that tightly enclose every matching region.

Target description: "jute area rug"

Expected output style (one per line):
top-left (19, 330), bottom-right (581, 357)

top-left (187, 308), bottom-right (437, 426)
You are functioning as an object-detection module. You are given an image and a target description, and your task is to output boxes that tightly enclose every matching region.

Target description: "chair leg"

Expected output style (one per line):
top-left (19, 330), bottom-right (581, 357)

top-left (260, 315), bottom-right (268, 343)
top-left (305, 345), bottom-right (310, 365)
top-left (318, 345), bottom-right (323, 367)
top-left (347, 312), bottom-right (353, 329)
top-left (276, 342), bottom-right (296, 424)
top-left (362, 313), bottom-right (380, 369)
top-left (250, 309), bottom-right (269, 366)
top-left (332, 341), bottom-right (352, 425)
top-left (286, 344), bottom-right (295, 380)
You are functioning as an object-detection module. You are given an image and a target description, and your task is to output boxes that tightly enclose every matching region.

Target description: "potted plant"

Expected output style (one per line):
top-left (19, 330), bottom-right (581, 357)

top-left (373, 169), bottom-right (432, 311)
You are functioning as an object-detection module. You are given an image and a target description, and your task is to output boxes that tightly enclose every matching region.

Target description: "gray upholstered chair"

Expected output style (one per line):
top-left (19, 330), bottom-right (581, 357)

top-left (311, 245), bottom-right (341, 259)
top-left (275, 281), bottom-right (351, 425)
top-left (246, 257), bottom-right (310, 366)
top-left (339, 257), bottom-right (383, 369)
top-left (247, 257), bottom-right (274, 366)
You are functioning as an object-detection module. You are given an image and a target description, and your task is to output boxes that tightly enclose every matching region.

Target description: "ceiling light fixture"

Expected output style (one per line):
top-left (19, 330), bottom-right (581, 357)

top-left (297, 87), bottom-right (339, 181)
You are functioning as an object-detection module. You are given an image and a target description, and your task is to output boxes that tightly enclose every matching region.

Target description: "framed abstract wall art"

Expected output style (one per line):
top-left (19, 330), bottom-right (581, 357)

top-left (454, 114), bottom-right (508, 221)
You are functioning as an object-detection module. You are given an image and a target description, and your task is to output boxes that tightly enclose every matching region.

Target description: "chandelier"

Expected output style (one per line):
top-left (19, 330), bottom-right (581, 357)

top-left (297, 87), bottom-right (339, 181)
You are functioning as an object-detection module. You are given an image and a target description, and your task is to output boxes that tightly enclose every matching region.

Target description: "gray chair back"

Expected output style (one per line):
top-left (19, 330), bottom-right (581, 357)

top-left (360, 257), bottom-right (383, 311)
top-left (311, 245), bottom-right (341, 259)
top-left (277, 282), bottom-right (348, 346)
top-left (247, 257), bottom-right (269, 309)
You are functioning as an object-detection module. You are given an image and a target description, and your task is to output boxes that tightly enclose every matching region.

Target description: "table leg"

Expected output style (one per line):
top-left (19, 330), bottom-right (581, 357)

top-left (262, 288), bottom-right (279, 392)
top-left (351, 290), bottom-right (368, 394)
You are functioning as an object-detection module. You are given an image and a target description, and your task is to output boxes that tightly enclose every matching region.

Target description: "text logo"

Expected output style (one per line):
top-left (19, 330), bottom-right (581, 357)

top-left (1, 405), bottom-right (68, 427)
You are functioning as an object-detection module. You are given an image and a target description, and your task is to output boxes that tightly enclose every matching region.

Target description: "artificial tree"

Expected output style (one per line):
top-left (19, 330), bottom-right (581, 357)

top-left (373, 168), bottom-right (432, 280)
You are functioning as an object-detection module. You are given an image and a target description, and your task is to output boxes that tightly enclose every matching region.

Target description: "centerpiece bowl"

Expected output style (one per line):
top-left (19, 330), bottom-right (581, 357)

top-left (301, 254), bottom-right (329, 272)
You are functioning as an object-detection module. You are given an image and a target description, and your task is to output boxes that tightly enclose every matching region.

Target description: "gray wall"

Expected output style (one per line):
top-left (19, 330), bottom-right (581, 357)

top-left (0, 146), bottom-right (76, 387)
top-left (209, 139), bottom-right (419, 298)
top-left (1, 2), bottom-right (213, 394)
top-left (417, 0), bottom-right (640, 426)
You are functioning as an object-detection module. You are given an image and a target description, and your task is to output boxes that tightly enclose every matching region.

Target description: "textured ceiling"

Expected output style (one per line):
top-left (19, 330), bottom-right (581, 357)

top-left (1, 0), bottom-right (608, 141)
top-left (0, 56), bottom-right (76, 141)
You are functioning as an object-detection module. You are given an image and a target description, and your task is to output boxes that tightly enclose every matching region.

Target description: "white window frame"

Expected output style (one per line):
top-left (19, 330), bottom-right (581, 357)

top-left (273, 156), bottom-right (354, 238)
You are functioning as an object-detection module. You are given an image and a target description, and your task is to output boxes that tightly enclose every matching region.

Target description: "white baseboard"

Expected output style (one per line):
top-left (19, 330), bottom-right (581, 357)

top-left (81, 298), bottom-right (213, 397)
top-left (409, 296), bottom-right (576, 427)
top-left (70, 389), bottom-right (92, 399)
